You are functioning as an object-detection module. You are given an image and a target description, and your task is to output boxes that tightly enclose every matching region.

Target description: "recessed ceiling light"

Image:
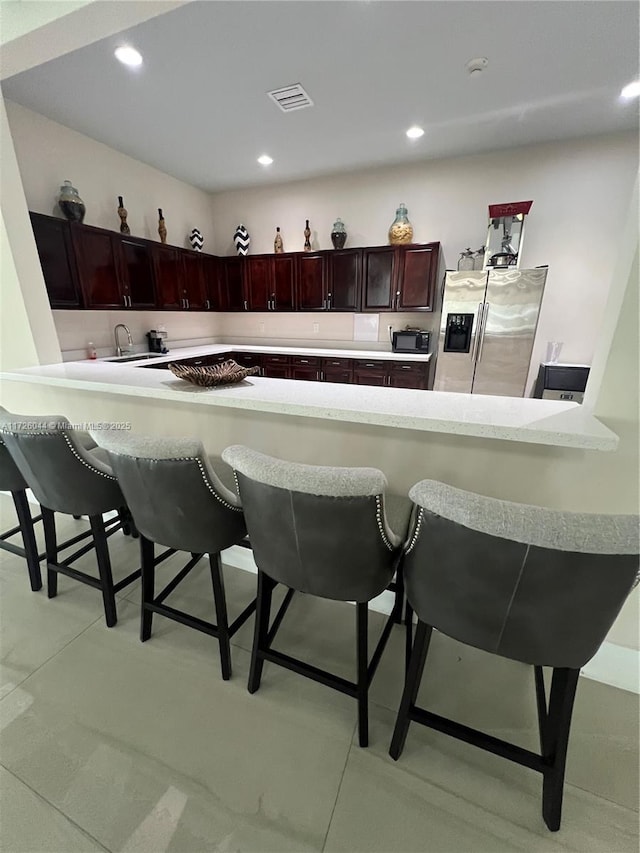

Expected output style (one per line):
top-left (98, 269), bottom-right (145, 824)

top-left (620, 80), bottom-right (640, 99)
top-left (257, 154), bottom-right (273, 166)
top-left (406, 126), bottom-right (425, 140)
top-left (114, 46), bottom-right (143, 67)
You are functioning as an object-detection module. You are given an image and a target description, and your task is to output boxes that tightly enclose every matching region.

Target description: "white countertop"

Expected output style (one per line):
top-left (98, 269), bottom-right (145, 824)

top-left (101, 343), bottom-right (432, 364)
top-left (1, 344), bottom-right (616, 451)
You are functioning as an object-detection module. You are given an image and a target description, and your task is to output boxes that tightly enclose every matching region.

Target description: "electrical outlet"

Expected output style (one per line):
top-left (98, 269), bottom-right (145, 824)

top-left (258, 322), bottom-right (265, 333)
top-left (313, 323), bottom-right (319, 334)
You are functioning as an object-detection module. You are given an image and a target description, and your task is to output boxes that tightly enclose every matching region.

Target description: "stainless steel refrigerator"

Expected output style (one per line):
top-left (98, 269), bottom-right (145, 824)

top-left (433, 267), bottom-right (548, 397)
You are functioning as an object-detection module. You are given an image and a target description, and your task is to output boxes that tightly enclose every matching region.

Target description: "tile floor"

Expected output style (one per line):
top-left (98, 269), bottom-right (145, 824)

top-left (0, 495), bottom-right (638, 853)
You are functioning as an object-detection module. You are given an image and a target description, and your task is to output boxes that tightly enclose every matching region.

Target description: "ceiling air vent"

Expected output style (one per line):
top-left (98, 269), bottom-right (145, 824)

top-left (267, 83), bottom-right (314, 113)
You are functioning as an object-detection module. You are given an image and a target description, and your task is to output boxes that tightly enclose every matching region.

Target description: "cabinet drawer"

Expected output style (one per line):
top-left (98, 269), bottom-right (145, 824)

top-left (292, 355), bottom-right (320, 367)
top-left (322, 357), bottom-right (352, 370)
top-left (264, 354), bottom-right (291, 365)
top-left (390, 361), bottom-right (426, 374)
top-left (355, 359), bottom-right (387, 370)
top-left (231, 352), bottom-right (262, 366)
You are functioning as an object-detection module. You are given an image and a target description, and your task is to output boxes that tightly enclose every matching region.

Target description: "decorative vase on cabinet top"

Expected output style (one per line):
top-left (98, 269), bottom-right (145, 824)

top-left (274, 227), bottom-right (283, 253)
top-left (58, 180), bottom-right (86, 223)
top-left (190, 228), bottom-right (204, 251)
top-left (388, 203), bottom-right (413, 245)
top-left (234, 224), bottom-right (251, 256)
top-left (331, 218), bottom-right (347, 249)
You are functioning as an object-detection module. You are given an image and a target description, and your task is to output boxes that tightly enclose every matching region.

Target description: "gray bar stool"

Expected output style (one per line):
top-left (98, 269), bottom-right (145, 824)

top-left (0, 437), bottom-right (43, 591)
top-left (222, 445), bottom-right (412, 746)
top-left (94, 433), bottom-right (255, 680)
top-left (0, 410), bottom-right (139, 626)
top-left (390, 479), bottom-right (639, 831)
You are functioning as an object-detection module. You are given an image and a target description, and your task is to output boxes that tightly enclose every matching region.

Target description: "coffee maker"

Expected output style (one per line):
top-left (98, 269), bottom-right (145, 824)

top-left (146, 328), bottom-right (169, 354)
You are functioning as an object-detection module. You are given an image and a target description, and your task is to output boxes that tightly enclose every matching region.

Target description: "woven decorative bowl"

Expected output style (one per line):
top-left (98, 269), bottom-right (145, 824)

top-left (168, 360), bottom-right (260, 387)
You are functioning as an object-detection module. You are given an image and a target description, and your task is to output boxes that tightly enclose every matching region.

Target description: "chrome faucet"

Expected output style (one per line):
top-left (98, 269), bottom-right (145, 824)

top-left (114, 323), bottom-right (134, 357)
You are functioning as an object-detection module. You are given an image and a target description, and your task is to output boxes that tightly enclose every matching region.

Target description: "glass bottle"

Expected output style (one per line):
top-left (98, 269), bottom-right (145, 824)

top-left (457, 248), bottom-right (475, 271)
top-left (58, 180), bottom-right (86, 223)
top-left (331, 218), bottom-right (347, 249)
top-left (388, 203), bottom-right (413, 245)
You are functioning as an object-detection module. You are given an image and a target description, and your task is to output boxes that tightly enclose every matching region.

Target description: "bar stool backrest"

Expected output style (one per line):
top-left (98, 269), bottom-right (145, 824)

top-left (0, 409), bottom-right (122, 516)
top-left (0, 439), bottom-right (27, 492)
top-left (94, 433), bottom-right (246, 554)
top-left (222, 445), bottom-right (401, 602)
top-left (405, 480), bottom-right (640, 669)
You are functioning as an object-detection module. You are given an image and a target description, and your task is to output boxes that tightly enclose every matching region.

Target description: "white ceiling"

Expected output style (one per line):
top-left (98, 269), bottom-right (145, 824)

top-left (2, 1), bottom-right (638, 192)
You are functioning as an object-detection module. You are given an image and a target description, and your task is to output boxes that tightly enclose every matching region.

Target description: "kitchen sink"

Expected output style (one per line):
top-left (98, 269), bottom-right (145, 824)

top-left (105, 353), bottom-right (160, 363)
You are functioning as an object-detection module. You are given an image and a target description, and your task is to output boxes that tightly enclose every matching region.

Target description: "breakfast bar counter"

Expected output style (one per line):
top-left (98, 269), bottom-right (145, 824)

top-left (0, 343), bottom-right (615, 451)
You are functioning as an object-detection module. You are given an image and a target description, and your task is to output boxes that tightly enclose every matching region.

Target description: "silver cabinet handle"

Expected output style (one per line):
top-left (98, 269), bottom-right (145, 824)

top-left (127, 295), bottom-right (132, 307)
top-left (272, 297), bottom-right (276, 310)
top-left (300, 359), bottom-right (309, 364)
top-left (401, 365), bottom-right (411, 370)
top-left (243, 300), bottom-right (248, 311)
top-left (472, 302), bottom-right (484, 362)
top-left (477, 302), bottom-right (489, 362)
top-left (186, 298), bottom-right (190, 309)
top-left (364, 363), bottom-right (375, 368)
top-left (122, 294), bottom-right (127, 307)
top-left (322, 298), bottom-right (327, 310)
top-left (205, 299), bottom-right (210, 310)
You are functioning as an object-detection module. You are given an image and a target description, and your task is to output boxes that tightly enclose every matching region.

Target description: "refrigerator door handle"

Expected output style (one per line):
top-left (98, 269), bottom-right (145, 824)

top-left (477, 302), bottom-right (490, 362)
top-left (472, 302), bottom-right (485, 363)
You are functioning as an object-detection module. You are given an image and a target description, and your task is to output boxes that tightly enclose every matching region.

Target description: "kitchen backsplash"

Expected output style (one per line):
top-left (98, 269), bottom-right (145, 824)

top-left (53, 310), bottom-right (438, 360)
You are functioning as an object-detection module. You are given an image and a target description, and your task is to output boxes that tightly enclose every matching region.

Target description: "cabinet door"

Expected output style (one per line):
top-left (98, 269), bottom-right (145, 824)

top-left (353, 360), bottom-right (389, 386)
top-left (296, 253), bottom-right (326, 311)
top-left (321, 357), bottom-right (353, 384)
top-left (153, 245), bottom-right (183, 310)
top-left (246, 256), bottom-right (272, 310)
top-left (218, 257), bottom-right (246, 311)
top-left (200, 255), bottom-right (220, 310)
top-left (291, 365), bottom-right (320, 381)
top-left (397, 244), bottom-right (437, 311)
top-left (182, 252), bottom-right (207, 310)
top-left (263, 363), bottom-right (291, 379)
top-left (119, 238), bottom-right (156, 308)
top-left (327, 249), bottom-right (361, 311)
top-left (322, 369), bottom-right (352, 384)
top-left (30, 213), bottom-right (82, 308)
top-left (362, 247), bottom-right (396, 311)
top-left (273, 254), bottom-right (295, 311)
top-left (72, 226), bottom-right (123, 309)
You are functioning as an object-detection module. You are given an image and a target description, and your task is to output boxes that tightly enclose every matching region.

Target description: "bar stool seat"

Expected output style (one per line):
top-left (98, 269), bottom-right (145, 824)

top-left (0, 410), bottom-right (140, 626)
top-left (93, 432), bottom-right (255, 680)
top-left (222, 445), bottom-right (410, 746)
top-left (390, 479), bottom-right (639, 831)
top-left (0, 420), bottom-right (99, 592)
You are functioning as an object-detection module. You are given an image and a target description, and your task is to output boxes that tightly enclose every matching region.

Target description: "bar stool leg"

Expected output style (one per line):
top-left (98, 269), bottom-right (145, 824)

top-left (404, 601), bottom-right (414, 674)
top-left (210, 553), bottom-right (231, 681)
top-left (248, 570), bottom-right (275, 694)
top-left (12, 490), bottom-right (42, 591)
top-left (391, 558), bottom-right (404, 625)
top-left (389, 620), bottom-right (433, 760)
top-left (140, 535), bottom-right (155, 641)
top-left (42, 507), bottom-right (58, 598)
top-left (90, 514), bottom-right (117, 628)
top-left (356, 603), bottom-right (369, 747)
top-left (541, 667), bottom-right (579, 831)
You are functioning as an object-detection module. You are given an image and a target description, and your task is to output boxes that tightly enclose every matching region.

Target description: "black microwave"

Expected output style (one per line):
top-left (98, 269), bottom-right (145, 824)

top-left (392, 330), bottom-right (431, 353)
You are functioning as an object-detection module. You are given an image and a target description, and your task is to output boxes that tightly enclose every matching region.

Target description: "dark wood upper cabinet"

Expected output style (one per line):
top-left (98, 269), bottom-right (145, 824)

top-left (153, 244), bottom-right (183, 310)
top-left (327, 249), bottom-right (361, 311)
top-left (396, 243), bottom-right (439, 311)
top-left (296, 253), bottom-right (326, 311)
top-left (118, 237), bottom-right (156, 308)
top-left (71, 225), bottom-right (124, 309)
top-left (181, 251), bottom-right (207, 310)
top-left (246, 256), bottom-right (272, 310)
top-left (218, 256), bottom-right (246, 311)
top-left (30, 213), bottom-right (440, 315)
top-left (201, 254), bottom-right (220, 310)
top-left (362, 247), bottom-right (396, 311)
top-left (29, 213), bottom-right (82, 308)
top-left (272, 254), bottom-right (295, 311)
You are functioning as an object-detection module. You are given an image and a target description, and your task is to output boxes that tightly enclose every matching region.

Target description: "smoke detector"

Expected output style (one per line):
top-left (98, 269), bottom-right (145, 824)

top-left (267, 83), bottom-right (314, 112)
top-left (466, 57), bottom-right (489, 77)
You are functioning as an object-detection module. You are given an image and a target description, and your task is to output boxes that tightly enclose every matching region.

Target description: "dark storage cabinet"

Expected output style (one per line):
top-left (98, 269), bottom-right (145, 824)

top-left (29, 213), bottom-right (441, 316)
top-left (29, 213), bottom-right (82, 308)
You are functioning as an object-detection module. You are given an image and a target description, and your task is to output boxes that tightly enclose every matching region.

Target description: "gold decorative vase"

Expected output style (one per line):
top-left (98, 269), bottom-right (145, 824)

top-left (388, 203), bottom-right (413, 245)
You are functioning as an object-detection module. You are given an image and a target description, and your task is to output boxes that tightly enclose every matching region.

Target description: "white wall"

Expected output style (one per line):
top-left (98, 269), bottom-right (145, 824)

top-left (209, 132), bottom-right (638, 384)
top-left (5, 99), bottom-right (217, 250)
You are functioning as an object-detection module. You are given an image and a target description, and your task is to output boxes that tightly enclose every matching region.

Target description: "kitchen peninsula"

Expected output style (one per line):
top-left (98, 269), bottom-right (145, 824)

top-left (1, 342), bottom-right (617, 472)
